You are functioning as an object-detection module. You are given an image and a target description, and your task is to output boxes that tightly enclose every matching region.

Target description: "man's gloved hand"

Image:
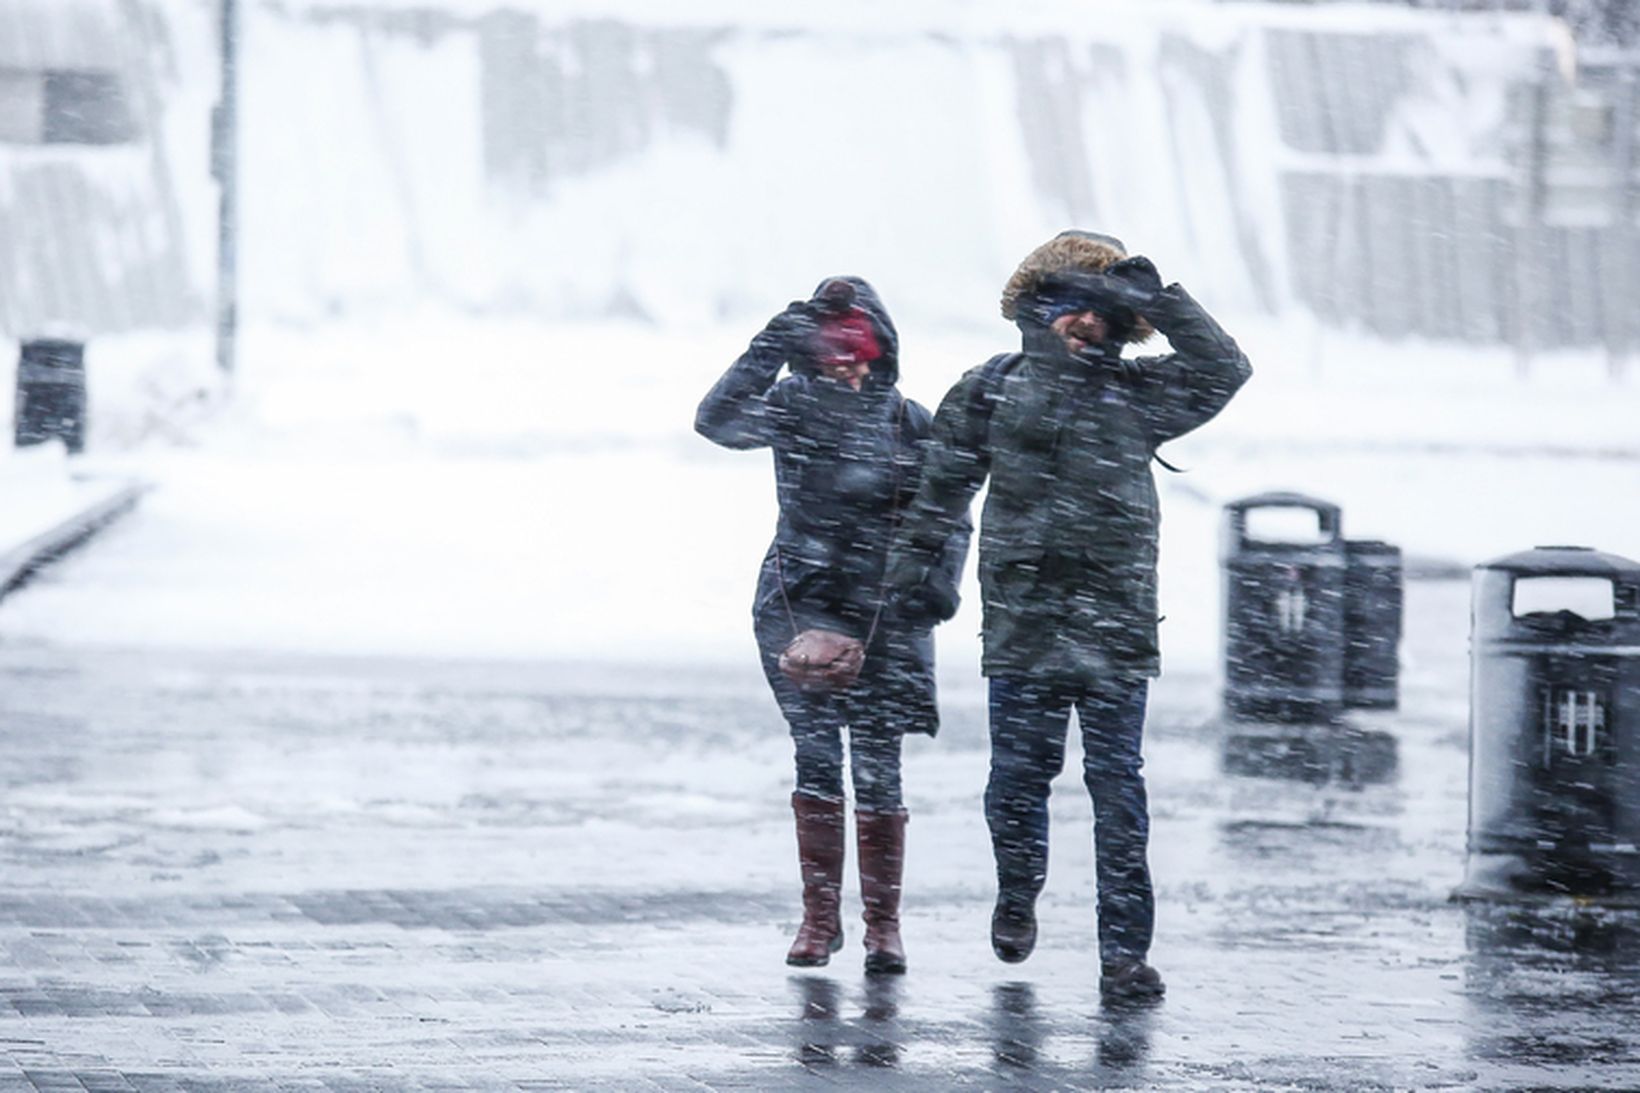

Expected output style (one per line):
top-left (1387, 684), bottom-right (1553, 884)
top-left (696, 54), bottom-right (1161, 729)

top-left (1033, 260), bottom-right (1162, 326)
top-left (887, 581), bottom-right (959, 628)
top-left (1100, 256), bottom-right (1164, 313)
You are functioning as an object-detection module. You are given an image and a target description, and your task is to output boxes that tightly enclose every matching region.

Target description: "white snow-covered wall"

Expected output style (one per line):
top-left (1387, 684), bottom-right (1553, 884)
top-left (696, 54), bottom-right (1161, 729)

top-left (0, 0), bottom-right (217, 340)
top-left (0, 1), bottom-right (1573, 341)
top-left (237, 1), bottom-right (1563, 334)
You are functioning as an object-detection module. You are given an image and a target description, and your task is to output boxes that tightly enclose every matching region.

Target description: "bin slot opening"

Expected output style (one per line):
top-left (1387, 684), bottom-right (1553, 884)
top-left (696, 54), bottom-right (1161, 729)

top-left (1541, 687), bottom-right (1607, 762)
top-left (1244, 507), bottom-right (1331, 545)
top-left (1512, 577), bottom-right (1615, 620)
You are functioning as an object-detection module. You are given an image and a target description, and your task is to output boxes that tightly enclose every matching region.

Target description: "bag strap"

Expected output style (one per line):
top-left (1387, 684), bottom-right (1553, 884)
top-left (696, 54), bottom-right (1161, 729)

top-left (775, 397), bottom-right (906, 649)
top-left (773, 542), bottom-right (801, 640)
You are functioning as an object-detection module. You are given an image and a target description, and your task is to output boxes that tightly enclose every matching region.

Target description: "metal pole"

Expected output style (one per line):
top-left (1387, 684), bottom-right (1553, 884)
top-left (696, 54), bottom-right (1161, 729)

top-left (1607, 62), bottom-right (1637, 380)
top-left (1514, 52), bottom-right (1552, 380)
top-left (213, 0), bottom-right (239, 376)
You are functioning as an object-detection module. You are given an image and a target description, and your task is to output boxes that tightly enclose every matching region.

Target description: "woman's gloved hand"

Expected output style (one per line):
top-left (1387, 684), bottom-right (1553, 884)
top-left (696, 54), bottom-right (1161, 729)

top-left (751, 301), bottom-right (819, 357)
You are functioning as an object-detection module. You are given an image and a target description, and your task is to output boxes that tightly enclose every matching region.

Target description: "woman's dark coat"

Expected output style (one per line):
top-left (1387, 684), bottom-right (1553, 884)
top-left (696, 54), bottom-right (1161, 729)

top-left (695, 278), bottom-right (968, 735)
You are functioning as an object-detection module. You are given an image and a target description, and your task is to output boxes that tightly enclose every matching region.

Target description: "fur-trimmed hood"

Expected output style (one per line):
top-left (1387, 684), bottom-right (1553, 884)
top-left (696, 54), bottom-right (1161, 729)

top-left (1000, 230), bottom-right (1155, 343)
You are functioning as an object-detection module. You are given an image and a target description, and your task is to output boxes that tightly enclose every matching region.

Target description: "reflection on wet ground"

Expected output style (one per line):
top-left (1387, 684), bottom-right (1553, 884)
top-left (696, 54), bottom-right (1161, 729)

top-left (990, 980), bottom-right (1155, 1080)
top-left (1465, 905), bottom-right (1640, 1072)
top-left (1096, 1000), bottom-right (1156, 1072)
top-left (991, 980), bottom-right (1042, 1071)
top-left (1221, 721), bottom-right (1399, 787)
top-left (791, 975), bottom-right (904, 1070)
top-left (782, 975), bottom-right (1162, 1087)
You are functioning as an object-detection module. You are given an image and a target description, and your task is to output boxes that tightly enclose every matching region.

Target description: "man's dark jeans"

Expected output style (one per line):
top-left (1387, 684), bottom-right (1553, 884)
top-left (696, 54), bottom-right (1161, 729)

top-left (985, 674), bottom-right (1154, 963)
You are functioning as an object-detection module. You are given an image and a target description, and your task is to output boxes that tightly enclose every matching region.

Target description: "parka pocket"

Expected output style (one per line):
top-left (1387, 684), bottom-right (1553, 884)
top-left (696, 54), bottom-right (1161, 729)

top-left (978, 554), bottom-right (1051, 642)
top-left (978, 550), bottom-right (1045, 595)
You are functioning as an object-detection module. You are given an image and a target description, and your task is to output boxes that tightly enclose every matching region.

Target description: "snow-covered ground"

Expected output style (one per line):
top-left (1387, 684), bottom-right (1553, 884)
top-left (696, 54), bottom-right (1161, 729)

top-left (2, 308), bottom-right (1636, 685)
top-left (0, 443), bottom-right (107, 553)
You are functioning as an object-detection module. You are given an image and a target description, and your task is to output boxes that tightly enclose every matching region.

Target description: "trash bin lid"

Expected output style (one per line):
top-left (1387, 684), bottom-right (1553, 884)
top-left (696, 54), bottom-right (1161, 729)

top-left (1223, 491), bottom-right (1341, 517)
top-left (1476, 546), bottom-right (1640, 579)
top-left (1222, 492), bottom-right (1344, 551)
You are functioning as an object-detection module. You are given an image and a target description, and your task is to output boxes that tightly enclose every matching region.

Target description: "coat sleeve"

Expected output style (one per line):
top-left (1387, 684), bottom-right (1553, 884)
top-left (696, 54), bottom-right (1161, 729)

top-left (921, 508), bottom-right (972, 621)
top-left (896, 401), bottom-right (973, 620)
top-left (885, 369), bottom-right (990, 597)
top-left (694, 332), bottom-right (796, 450)
top-left (1128, 284), bottom-right (1253, 446)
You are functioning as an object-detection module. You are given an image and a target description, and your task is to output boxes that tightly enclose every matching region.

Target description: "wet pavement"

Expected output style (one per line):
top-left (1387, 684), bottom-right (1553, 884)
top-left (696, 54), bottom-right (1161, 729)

top-left (1, 581), bottom-right (1638, 1089)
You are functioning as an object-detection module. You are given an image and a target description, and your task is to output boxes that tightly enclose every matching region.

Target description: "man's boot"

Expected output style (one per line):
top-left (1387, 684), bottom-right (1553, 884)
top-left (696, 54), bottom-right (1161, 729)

top-left (856, 808), bottom-right (908, 975)
top-left (786, 792), bottom-right (845, 967)
top-left (1100, 958), bottom-right (1166, 1003)
top-left (991, 894), bottom-right (1038, 964)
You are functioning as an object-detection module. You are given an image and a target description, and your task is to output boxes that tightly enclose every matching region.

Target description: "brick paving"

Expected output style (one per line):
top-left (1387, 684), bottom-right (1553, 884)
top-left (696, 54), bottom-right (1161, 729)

top-left (0, 581), bottom-right (1638, 1089)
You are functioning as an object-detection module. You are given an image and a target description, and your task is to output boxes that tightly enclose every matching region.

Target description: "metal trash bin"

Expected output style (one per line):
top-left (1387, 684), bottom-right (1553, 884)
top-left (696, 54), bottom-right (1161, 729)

top-left (15, 339), bottom-right (86, 453)
top-left (1459, 546), bottom-right (1640, 902)
top-left (1221, 493), bottom-right (1348, 723)
top-left (1344, 539), bottom-right (1404, 710)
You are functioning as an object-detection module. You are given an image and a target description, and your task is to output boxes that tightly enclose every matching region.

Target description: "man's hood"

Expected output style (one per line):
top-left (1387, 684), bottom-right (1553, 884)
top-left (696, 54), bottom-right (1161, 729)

top-left (1001, 230), bottom-right (1156, 344)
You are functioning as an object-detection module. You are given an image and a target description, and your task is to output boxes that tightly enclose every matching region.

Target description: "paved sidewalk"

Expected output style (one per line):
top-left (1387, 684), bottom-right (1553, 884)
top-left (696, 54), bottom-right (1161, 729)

top-left (0, 582), bottom-right (1637, 1089)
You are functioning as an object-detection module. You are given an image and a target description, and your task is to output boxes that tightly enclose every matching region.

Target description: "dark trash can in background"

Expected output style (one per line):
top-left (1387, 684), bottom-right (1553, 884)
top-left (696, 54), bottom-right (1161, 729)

top-left (15, 339), bottom-right (86, 453)
top-left (1459, 546), bottom-right (1640, 902)
top-left (1344, 539), bottom-right (1404, 710)
top-left (1221, 492), bottom-right (1348, 723)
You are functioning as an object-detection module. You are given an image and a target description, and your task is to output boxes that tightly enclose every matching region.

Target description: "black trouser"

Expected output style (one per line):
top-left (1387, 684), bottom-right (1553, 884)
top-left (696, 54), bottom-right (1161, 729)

top-left (986, 674), bottom-right (1154, 962)
top-left (764, 662), bottom-right (905, 809)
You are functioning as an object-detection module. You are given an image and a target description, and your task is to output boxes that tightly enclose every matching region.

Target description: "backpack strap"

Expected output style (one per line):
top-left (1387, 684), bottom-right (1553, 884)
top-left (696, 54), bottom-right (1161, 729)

top-left (965, 351), bottom-right (1025, 429)
top-left (972, 350), bottom-right (1186, 473)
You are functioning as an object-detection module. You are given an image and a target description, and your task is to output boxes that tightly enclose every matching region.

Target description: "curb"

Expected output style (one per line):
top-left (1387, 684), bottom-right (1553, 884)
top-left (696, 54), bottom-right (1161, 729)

top-left (0, 478), bottom-right (149, 601)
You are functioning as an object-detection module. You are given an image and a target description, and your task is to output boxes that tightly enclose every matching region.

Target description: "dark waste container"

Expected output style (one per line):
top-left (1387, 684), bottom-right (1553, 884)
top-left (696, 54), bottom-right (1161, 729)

top-left (1221, 493), bottom-right (1348, 722)
top-left (1344, 539), bottom-right (1403, 710)
top-left (1459, 546), bottom-right (1640, 902)
top-left (15, 339), bottom-right (86, 453)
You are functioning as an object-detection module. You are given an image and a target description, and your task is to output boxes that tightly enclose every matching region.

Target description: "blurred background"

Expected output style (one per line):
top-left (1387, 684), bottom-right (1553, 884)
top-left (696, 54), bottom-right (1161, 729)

top-left (6, 0), bottom-right (1640, 341)
top-left (1, 0), bottom-right (1638, 674)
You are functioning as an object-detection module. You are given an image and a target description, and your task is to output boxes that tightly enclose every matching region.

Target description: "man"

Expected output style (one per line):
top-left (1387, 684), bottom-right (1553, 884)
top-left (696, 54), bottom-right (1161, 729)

top-left (885, 231), bottom-right (1251, 1001)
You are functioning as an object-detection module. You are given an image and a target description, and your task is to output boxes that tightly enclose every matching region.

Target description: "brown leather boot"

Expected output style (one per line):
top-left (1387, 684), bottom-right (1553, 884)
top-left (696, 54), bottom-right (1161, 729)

top-left (786, 792), bottom-right (845, 967)
top-left (857, 807), bottom-right (908, 975)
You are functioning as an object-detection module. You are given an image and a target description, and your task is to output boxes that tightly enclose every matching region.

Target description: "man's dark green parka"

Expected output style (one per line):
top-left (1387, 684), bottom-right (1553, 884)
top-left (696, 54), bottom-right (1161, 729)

top-left (886, 232), bottom-right (1253, 684)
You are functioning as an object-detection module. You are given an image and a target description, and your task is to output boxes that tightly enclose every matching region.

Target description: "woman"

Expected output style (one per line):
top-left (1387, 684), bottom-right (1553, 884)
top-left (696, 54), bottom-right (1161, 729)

top-left (695, 276), bottom-right (967, 974)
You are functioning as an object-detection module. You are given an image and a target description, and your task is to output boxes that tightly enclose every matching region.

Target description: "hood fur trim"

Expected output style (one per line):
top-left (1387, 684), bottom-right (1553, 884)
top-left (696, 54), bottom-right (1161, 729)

top-left (1001, 231), bottom-right (1154, 343)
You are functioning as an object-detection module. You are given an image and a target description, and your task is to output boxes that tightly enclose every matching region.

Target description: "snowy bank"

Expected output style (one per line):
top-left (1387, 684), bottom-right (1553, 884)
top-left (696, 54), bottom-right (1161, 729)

top-left (1, 311), bottom-right (1634, 684)
top-left (0, 441), bottom-right (146, 597)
